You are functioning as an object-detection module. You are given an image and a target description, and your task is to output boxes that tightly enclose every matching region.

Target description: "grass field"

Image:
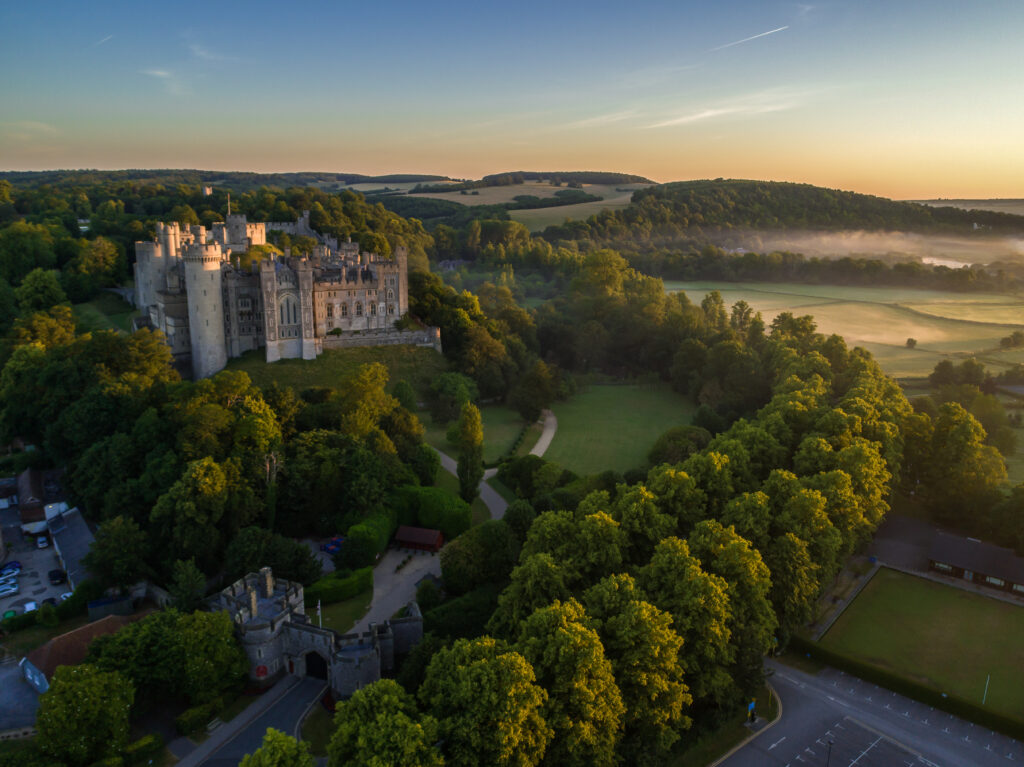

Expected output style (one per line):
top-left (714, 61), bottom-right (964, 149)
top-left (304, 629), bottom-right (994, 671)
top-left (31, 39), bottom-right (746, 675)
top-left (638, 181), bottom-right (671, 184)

top-left (544, 384), bottom-right (696, 475)
top-left (301, 703), bottom-right (334, 756)
top-left (405, 181), bottom-right (650, 232)
top-left (420, 404), bottom-right (528, 465)
top-left (434, 468), bottom-right (491, 526)
top-left (317, 588), bottom-right (373, 634)
top-left (820, 568), bottom-right (1024, 719)
top-left (225, 345), bottom-right (447, 395)
top-left (664, 281), bottom-right (1024, 378)
top-left (73, 292), bottom-right (136, 333)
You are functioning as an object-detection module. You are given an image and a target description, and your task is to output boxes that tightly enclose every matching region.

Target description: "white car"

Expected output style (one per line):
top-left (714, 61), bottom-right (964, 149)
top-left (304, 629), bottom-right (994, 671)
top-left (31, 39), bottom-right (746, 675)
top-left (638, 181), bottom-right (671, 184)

top-left (22, 600), bottom-right (38, 612)
top-left (36, 536), bottom-right (49, 549)
top-left (59, 592), bottom-right (73, 601)
top-left (0, 582), bottom-right (20, 598)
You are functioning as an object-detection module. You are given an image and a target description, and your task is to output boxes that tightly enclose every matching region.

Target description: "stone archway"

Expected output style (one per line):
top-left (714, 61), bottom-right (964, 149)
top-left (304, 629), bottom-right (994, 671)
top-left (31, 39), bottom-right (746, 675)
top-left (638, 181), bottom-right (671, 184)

top-left (304, 651), bottom-right (328, 680)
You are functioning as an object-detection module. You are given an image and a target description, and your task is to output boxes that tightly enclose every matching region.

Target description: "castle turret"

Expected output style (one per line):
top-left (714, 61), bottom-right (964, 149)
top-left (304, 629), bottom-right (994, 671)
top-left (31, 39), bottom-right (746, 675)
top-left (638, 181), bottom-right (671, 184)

top-left (184, 241), bottom-right (228, 379)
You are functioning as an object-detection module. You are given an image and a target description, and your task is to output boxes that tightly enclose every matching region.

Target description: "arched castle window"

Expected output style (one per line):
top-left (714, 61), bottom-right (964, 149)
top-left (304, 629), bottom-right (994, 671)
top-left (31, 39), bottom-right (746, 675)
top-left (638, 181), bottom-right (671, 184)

top-left (341, 303), bottom-right (348, 317)
top-left (279, 296), bottom-right (298, 325)
top-left (387, 289), bottom-right (394, 300)
top-left (370, 304), bottom-right (377, 316)
top-left (388, 304), bottom-right (395, 315)
top-left (355, 302), bottom-right (363, 316)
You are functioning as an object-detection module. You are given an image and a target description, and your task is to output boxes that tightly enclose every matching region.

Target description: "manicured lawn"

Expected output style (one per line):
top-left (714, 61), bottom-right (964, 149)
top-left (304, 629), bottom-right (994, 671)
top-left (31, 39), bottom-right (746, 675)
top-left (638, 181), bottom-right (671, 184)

top-left (820, 568), bottom-right (1024, 719)
top-left (226, 344), bottom-right (447, 396)
top-left (301, 703), bottom-right (335, 756)
top-left (421, 404), bottom-right (528, 464)
top-left (664, 281), bottom-right (1024, 379)
top-left (316, 589), bottom-right (373, 634)
top-left (73, 292), bottom-right (136, 333)
top-left (544, 384), bottom-right (696, 475)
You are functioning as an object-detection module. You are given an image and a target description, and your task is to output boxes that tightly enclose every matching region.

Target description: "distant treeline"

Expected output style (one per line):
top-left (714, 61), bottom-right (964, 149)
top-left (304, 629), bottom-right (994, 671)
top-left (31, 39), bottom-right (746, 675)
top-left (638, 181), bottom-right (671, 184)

top-left (0, 169), bottom-right (451, 192)
top-left (411, 170), bottom-right (652, 194)
top-left (539, 179), bottom-right (1024, 244)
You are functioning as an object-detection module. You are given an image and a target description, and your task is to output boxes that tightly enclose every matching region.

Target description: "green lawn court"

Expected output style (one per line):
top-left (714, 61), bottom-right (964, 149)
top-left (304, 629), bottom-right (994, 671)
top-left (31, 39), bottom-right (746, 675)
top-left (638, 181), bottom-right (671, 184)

top-left (421, 404), bottom-right (528, 465)
top-left (820, 568), bottom-right (1024, 719)
top-left (544, 384), bottom-right (696, 476)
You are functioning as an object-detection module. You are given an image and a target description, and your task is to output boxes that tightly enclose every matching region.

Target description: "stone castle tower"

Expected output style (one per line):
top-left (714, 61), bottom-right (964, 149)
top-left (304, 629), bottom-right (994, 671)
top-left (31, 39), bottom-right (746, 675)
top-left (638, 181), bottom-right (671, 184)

top-left (183, 231), bottom-right (228, 380)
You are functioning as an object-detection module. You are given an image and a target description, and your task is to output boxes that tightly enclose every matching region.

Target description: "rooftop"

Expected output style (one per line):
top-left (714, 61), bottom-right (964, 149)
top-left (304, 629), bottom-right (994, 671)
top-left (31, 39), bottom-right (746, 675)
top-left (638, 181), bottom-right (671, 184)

top-left (929, 531), bottom-right (1024, 584)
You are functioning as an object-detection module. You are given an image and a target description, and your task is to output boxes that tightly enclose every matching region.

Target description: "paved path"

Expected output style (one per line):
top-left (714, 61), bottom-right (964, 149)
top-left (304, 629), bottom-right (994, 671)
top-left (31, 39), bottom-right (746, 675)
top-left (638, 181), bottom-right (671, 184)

top-left (352, 549), bottom-right (440, 634)
top-left (718, 659), bottom-right (1020, 767)
top-left (175, 676), bottom-right (326, 767)
top-left (529, 409), bottom-right (557, 457)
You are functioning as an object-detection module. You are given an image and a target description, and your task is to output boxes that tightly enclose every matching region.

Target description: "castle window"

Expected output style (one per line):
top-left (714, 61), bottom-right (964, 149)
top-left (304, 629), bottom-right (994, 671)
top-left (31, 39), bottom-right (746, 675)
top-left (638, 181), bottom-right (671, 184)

top-left (355, 302), bottom-right (363, 316)
top-left (387, 289), bottom-right (394, 300)
top-left (388, 304), bottom-right (395, 314)
top-left (327, 304), bottom-right (333, 318)
top-left (341, 303), bottom-right (348, 317)
top-left (370, 304), bottom-right (377, 316)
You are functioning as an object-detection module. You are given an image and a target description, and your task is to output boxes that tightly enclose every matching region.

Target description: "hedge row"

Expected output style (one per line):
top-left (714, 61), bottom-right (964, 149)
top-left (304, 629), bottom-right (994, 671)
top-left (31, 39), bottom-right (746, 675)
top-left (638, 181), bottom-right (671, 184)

top-left (175, 693), bottom-right (235, 736)
top-left (304, 566), bottom-right (373, 607)
top-left (393, 486), bottom-right (470, 540)
top-left (0, 579), bottom-right (104, 634)
top-left (788, 637), bottom-right (1024, 740)
top-left (123, 734), bottom-right (164, 766)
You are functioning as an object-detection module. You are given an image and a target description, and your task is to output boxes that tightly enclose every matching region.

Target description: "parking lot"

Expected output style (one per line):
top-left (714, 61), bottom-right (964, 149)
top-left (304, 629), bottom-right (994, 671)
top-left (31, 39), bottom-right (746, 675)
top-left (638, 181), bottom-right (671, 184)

top-left (1, 507), bottom-right (70, 616)
top-left (764, 716), bottom-right (934, 767)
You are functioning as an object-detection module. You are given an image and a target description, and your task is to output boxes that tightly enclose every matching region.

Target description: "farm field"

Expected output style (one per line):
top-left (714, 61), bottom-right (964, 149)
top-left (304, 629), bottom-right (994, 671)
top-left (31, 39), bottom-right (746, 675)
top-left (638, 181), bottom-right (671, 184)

top-left (820, 568), bottom-right (1024, 720)
top-left (664, 281), bottom-right (1024, 378)
top-left (406, 182), bottom-right (649, 232)
top-left (913, 198), bottom-right (1024, 216)
top-left (545, 383), bottom-right (695, 476)
top-left (225, 345), bottom-right (447, 395)
top-left (421, 404), bottom-right (527, 465)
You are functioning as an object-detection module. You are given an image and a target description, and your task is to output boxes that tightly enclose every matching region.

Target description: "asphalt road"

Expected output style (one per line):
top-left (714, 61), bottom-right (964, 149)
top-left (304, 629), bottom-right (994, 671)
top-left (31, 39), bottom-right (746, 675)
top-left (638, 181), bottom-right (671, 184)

top-left (720, 660), bottom-right (1021, 767)
top-left (199, 677), bottom-right (326, 767)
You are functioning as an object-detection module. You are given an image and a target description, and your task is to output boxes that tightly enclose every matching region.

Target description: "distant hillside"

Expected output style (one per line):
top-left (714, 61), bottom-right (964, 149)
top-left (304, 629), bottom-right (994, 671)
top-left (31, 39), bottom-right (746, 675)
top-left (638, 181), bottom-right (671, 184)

top-left (0, 169), bottom-right (451, 191)
top-left (540, 179), bottom-right (1024, 242)
top-left (412, 170), bottom-right (653, 194)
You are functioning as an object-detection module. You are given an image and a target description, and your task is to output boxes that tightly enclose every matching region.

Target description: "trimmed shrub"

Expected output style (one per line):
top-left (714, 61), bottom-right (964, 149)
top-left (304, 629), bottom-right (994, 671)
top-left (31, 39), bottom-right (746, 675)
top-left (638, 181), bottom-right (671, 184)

top-left (304, 566), bottom-right (373, 607)
top-left (423, 583), bottom-right (501, 639)
top-left (393, 485), bottom-right (470, 540)
top-left (337, 511), bottom-right (395, 569)
top-left (123, 734), bottom-right (164, 766)
top-left (789, 637), bottom-right (1024, 740)
top-left (174, 700), bottom-right (220, 736)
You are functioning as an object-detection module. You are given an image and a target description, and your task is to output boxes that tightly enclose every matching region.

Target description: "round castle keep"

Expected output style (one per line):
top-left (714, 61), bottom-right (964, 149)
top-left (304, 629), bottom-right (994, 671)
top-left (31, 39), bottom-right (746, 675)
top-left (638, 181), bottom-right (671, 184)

top-left (183, 238), bottom-right (228, 380)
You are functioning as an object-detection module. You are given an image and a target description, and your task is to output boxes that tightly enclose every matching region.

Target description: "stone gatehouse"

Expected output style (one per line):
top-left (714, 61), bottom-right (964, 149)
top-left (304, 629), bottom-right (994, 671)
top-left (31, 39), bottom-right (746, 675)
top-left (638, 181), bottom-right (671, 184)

top-left (211, 567), bottom-right (422, 698)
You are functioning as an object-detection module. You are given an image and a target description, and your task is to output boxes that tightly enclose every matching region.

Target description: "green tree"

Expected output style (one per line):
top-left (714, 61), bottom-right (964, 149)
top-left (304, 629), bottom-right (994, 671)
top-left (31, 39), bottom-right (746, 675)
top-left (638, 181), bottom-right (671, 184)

top-left (456, 401), bottom-right (483, 502)
top-left (241, 729), bottom-right (315, 767)
top-left (329, 679), bottom-right (443, 767)
top-left (508, 360), bottom-right (555, 422)
top-left (82, 515), bottom-right (150, 590)
top-left (36, 664), bottom-right (134, 766)
top-left (391, 378), bottom-right (418, 412)
top-left (10, 305), bottom-right (76, 351)
top-left (418, 637), bottom-right (552, 767)
top-left (168, 558), bottom-right (207, 612)
top-left (0, 220), bottom-right (56, 283)
top-left (516, 599), bottom-right (624, 767)
top-left (175, 610), bottom-right (249, 704)
top-left (440, 519), bottom-right (519, 595)
top-left (150, 457), bottom-right (228, 572)
top-left (15, 268), bottom-right (67, 312)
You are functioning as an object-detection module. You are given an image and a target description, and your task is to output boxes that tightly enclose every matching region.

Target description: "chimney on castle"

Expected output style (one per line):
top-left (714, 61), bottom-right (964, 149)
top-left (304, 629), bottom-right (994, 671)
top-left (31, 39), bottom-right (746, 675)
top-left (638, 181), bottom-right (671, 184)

top-left (260, 566), bottom-right (274, 598)
top-left (248, 587), bottom-right (258, 617)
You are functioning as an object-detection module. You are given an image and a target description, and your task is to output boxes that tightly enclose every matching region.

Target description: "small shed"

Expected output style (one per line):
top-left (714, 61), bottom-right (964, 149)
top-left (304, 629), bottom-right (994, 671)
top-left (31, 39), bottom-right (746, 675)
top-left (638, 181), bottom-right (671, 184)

top-left (928, 531), bottom-right (1024, 596)
top-left (394, 525), bottom-right (444, 553)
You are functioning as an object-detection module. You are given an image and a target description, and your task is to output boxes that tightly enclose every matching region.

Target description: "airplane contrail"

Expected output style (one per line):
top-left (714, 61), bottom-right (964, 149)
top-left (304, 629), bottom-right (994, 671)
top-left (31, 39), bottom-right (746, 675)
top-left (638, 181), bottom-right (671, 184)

top-left (711, 26), bottom-right (789, 52)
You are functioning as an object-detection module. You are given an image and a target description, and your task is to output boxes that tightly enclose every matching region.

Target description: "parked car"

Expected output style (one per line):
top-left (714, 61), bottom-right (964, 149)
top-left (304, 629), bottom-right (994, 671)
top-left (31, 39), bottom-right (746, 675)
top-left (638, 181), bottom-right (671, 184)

top-left (23, 600), bottom-right (38, 612)
top-left (0, 572), bottom-right (18, 587)
top-left (36, 536), bottom-right (49, 549)
top-left (1, 610), bottom-right (15, 620)
top-left (59, 592), bottom-right (73, 601)
top-left (0, 583), bottom-right (21, 599)
top-left (0, 561), bottom-right (21, 576)
top-left (48, 569), bottom-right (67, 586)
top-left (42, 597), bottom-right (57, 607)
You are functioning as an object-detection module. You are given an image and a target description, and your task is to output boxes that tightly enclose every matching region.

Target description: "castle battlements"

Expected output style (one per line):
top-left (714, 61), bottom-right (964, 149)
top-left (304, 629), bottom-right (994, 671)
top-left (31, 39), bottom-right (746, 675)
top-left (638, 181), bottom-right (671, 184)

top-left (133, 210), bottom-right (439, 379)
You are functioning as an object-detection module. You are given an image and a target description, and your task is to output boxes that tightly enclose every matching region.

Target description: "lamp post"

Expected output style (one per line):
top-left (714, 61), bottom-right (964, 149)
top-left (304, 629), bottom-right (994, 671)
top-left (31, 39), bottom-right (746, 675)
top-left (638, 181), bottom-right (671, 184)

top-left (826, 738), bottom-right (834, 766)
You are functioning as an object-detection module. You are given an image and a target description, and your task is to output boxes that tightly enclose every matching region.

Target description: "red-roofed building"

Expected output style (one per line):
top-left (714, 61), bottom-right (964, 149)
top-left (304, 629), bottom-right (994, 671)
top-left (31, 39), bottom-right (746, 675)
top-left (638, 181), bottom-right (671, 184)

top-left (394, 525), bottom-right (444, 553)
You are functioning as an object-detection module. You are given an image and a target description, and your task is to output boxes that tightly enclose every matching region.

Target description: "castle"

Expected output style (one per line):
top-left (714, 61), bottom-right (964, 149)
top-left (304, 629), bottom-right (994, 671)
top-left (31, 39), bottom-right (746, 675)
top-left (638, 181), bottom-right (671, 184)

top-left (211, 567), bottom-right (423, 698)
top-left (134, 210), bottom-right (440, 379)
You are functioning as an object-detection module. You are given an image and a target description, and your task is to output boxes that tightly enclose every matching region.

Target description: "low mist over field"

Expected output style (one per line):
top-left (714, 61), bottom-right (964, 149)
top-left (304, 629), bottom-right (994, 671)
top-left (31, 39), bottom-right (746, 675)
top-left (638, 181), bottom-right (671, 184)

top-left (715, 230), bottom-right (1024, 267)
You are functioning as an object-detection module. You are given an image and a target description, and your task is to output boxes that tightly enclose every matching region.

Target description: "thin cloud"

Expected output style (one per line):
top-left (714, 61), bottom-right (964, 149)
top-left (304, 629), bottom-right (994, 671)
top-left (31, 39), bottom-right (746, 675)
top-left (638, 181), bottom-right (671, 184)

top-left (188, 42), bottom-right (234, 62)
top-left (647, 89), bottom-right (806, 128)
top-left (93, 34), bottom-right (113, 47)
top-left (710, 25), bottom-right (789, 52)
top-left (563, 109), bottom-right (639, 130)
top-left (140, 69), bottom-right (190, 96)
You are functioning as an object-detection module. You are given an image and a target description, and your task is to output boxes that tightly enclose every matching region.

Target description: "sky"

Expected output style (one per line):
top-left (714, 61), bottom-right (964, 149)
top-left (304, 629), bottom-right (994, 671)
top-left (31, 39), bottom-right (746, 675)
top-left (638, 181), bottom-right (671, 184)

top-left (1, 0), bottom-right (1023, 199)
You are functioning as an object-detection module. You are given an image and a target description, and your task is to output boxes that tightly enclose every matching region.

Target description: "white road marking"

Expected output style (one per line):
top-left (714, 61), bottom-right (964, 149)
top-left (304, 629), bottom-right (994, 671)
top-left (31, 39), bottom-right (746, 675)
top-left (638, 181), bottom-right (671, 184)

top-left (768, 736), bottom-right (787, 750)
top-left (850, 735), bottom-right (883, 765)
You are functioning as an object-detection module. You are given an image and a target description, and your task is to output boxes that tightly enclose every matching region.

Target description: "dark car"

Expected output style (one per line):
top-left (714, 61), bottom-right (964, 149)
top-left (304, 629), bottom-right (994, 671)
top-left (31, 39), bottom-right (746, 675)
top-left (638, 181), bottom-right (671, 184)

top-left (48, 569), bottom-right (67, 586)
top-left (42, 597), bottom-right (57, 607)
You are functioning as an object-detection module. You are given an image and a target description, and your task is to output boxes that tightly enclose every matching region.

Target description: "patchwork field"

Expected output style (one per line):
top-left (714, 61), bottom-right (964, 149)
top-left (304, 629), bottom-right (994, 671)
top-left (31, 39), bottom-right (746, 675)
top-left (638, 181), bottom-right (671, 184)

top-left (664, 281), bottom-right (1024, 378)
top-left (821, 568), bottom-right (1024, 719)
top-left (405, 182), bottom-right (649, 231)
top-left (225, 345), bottom-right (447, 395)
top-left (545, 383), bottom-right (696, 476)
